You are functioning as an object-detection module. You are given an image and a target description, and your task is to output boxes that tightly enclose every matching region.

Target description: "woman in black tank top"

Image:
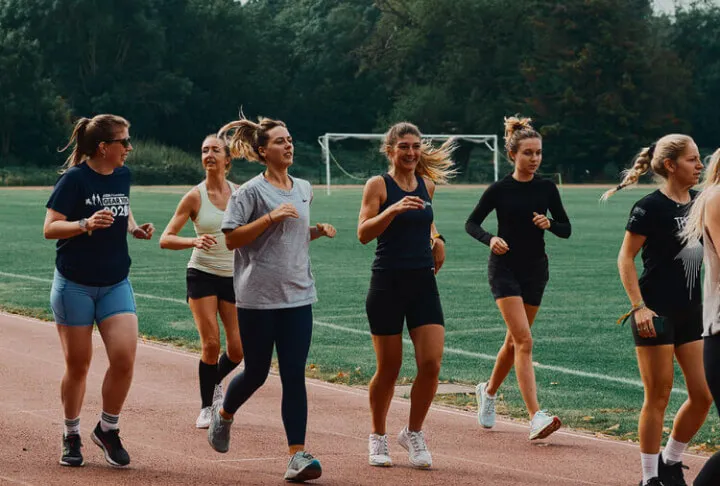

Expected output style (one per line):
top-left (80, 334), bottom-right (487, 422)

top-left (358, 122), bottom-right (455, 469)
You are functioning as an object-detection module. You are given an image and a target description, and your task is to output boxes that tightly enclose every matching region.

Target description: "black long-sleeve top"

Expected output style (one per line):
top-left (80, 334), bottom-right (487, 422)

top-left (465, 174), bottom-right (571, 261)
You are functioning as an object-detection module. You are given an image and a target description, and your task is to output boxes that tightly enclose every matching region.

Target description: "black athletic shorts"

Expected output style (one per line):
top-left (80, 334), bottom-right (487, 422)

top-left (186, 267), bottom-right (235, 304)
top-left (365, 268), bottom-right (444, 336)
top-left (631, 305), bottom-right (703, 347)
top-left (488, 254), bottom-right (549, 306)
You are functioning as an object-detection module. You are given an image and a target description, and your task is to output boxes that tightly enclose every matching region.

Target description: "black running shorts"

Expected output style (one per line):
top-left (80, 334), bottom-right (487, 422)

top-left (186, 267), bottom-right (235, 304)
top-left (365, 268), bottom-right (444, 336)
top-left (487, 254), bottom-right (549, 307)
top-left (631, 305), bottom-right (703, 347)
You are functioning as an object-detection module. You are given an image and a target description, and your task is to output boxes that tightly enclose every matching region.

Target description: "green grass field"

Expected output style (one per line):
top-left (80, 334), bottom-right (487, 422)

top-left (1, 185), bottom-right (718, 449)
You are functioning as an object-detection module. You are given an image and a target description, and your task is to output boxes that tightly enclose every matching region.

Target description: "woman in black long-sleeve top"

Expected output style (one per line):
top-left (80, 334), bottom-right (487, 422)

top-left (465, 116), bottom-right (571, 441)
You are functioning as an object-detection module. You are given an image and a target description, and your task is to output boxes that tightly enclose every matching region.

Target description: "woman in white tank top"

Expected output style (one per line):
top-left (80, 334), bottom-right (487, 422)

top-left (159, 135), bottom-right (244, 429)
top-left (680, 149), bottom-right (720, 485)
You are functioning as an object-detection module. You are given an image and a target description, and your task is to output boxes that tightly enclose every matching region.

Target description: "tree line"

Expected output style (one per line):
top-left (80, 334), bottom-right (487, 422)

top-left (0, 0), bottom-right (718, 182)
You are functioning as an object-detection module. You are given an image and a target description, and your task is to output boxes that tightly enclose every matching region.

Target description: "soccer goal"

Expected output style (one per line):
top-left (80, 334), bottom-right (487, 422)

top-left (317, 133), bottom-right (500, 195)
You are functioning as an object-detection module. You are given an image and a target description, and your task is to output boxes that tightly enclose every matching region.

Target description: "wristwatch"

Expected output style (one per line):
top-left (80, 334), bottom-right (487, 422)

top-left (78, 218), bottom-right (89, 232)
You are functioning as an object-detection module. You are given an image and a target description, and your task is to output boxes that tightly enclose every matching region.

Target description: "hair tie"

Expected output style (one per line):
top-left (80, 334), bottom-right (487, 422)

top-left (648, 143), bottom-right (657, 159)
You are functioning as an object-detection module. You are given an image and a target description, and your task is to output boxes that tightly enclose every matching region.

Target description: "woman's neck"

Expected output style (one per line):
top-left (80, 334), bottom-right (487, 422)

top-left (512, 168), bottom-right (534, 182)
top-left (205, 170), bottom-right (227, 191)
top-left (264, 165), bottom-right (292, 190)
top-left (390, 168), bottom-right (416, 187)
top-left (662, 180), bottom-right (692, 204)
top-left (86, 157), bottom-right (115, 175)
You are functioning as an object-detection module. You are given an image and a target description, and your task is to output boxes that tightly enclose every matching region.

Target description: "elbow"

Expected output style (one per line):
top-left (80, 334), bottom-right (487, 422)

top-left (357, 230), bottom-right (371, 245)
top-left (464, 220), bottom-right (473, 236)
top-left (159, 236), bottom-right (169, 249)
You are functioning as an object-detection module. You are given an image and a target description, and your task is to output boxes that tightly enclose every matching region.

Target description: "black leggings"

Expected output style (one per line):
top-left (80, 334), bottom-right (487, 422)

top-left (695, 334), bottom-right (720, 486)
top-left (222, 305), bottom-right (313, 446)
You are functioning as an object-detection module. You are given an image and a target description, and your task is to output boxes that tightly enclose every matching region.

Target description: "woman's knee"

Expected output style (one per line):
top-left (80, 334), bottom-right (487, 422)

top-left (688, 386), bottom-right (714, 411)
top-left (226, 341), bottom-right (244, 363)
top-left (416, 356), bottom-right (441, 378)
top-left (65, 355), bottom-right (92, 378)
top-left (201, 338), bottom-right (220, 361)
top-left (644, 385), bottom-right (673, 411)
top-left (512, 334), bottom-right (533, 354)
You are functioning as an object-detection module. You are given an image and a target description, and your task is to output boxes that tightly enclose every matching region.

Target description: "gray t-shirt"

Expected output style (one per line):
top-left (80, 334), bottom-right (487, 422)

top-left (221, 173), bottom-right (317, 310)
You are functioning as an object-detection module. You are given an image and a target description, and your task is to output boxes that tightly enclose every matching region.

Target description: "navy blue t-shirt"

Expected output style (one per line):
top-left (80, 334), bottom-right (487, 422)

top-left (372, 173), bottom-right (434, 270)
top-left (46, 163), bottom-right (132, 286)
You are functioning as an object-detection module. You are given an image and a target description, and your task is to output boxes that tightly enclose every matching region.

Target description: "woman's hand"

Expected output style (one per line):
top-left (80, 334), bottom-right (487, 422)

top-left (532, 212), bottom-right (551, 230)
top-left (269, 203), bottom-right (299, 223)
top-left (432, 238), bottom-right (445, 274)
top-left (634, 306), bottom-right (658, 338)
top-left (131, 222), bottom-right (154, 240)
top-left (389, 196), bottom-right (425, 215)
top-left (315, 223), bottom-right (336, 238)
top-left (193, 234), bottom-right (217, 250)
top-left (490, 236), bottom-right (510, 255)
top-left (87, 209), bottom-right (114, 231)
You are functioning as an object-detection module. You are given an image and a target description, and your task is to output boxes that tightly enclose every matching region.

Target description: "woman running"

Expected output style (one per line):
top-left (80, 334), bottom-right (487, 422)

top-left (206, 115), bottom-right (335, 483)
top-left (466, 116), bottom-right (570, 441)
top-left (677, 148), bottom-right (720, 486)
top-left (159, 134), bottom-right (244, 429)
top-left (603, 135), bottom-right (712, 486)
top-left (358, 122), bottom-right (454, 469)
top-left (44, 114), bottom-right (154, 468)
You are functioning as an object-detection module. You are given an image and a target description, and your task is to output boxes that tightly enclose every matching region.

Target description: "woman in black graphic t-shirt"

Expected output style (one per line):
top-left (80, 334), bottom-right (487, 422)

top-left (43, 115), bottom-right (154, 470)
top-left (358, 122), bottom-right (455, 469)
top-left (603, 134), bottom-right (712, 486)
top-left (465, 116), bottom-right (570, 442)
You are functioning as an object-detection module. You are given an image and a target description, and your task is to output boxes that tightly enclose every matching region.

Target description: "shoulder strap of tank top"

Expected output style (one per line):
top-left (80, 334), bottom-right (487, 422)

top-left (196, 181), bottom-right (209, 210)
top-left (415, 174), bottom-right (430, 199)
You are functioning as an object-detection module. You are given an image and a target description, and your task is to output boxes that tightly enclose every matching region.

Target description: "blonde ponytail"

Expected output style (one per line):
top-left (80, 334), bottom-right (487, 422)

top-left (217, 113), bottom-right (287, 164)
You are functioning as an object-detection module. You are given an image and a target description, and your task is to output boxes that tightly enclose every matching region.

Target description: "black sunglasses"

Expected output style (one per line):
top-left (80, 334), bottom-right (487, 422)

top-left (106, 137), bottom-right (132, 148)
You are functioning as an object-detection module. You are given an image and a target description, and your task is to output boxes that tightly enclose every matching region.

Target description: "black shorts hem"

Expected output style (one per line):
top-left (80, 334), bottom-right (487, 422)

top-left (631, 305), bottom-right (703, 347)
top-left (186, 267), bottom-right (235, 304)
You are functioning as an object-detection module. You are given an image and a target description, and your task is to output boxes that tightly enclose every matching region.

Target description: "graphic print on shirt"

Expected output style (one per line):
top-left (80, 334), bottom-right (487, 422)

top-left (85, 192), bottom-right (129, 217)
top-left (673, 216), bottom-right (703, 300)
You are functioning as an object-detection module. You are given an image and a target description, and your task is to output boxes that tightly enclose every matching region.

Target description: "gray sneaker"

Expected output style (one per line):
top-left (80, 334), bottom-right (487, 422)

top-left (475, 382), bottom-right (496, 429)
top-left (213, 384), bottom-right (224, 403)
top-left (207, 400), bottom-right (233, 453)
top-left (284, 451), bottom-right (322, 482)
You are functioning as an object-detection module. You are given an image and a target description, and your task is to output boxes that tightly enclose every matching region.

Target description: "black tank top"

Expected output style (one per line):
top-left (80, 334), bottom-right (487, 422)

top-left (372, 173), bottom-right (434, 270)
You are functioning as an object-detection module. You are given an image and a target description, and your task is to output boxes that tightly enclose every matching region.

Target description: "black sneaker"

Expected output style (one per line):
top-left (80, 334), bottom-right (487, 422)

top-left (639, 478), bottom-right (664, 486)
top-left (59, 433), bottom-right (84, 467)
top-left (658, 454), bottom-right (688, 486)
top-left (91, 422), bottom-right (130, 467)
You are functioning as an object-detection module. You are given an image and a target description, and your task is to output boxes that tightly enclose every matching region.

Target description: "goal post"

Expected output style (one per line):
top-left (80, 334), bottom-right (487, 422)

top-left (318, 133), bottom-right (500, 195)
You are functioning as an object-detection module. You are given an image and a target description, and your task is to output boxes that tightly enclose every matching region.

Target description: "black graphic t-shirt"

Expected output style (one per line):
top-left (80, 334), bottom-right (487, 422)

top-left (46, 163), bottom-right (131, 286)
top-left (626, 189), bottom-right (702, 315)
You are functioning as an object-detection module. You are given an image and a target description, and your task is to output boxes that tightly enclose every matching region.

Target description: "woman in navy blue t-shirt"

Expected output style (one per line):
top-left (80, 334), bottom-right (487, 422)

top-left (43, 114), bottom-right (154, 469)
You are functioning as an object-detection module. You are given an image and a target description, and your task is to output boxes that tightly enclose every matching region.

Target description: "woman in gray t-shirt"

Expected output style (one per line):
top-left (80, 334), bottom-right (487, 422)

top-left (207, 115), bottom-right (336, 483)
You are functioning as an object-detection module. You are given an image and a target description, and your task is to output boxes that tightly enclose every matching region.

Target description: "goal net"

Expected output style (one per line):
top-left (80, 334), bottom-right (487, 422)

top-left (317, 133), bottom-right (500, 195)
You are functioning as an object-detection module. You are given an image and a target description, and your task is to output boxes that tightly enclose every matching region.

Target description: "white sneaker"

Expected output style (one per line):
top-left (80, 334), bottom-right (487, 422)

top-left (475, 382), bottom-right (496, 428)
top-left (398, 427), bottom-right (432, 469)
top-left (213, 384), bottom-right (224, 404)
top-left (529, 410), bottom-right (561, 440)
top-left (368, 433), bottom-right (392, 467)
top-left (195, 407), bottom-right (212, 429)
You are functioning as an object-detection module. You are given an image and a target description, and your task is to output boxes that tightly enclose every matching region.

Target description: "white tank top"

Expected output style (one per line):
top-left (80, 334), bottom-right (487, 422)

top-left (703, 224), bottom-right (720, 336)
top-left (187, 180), bottom-right (235, 277)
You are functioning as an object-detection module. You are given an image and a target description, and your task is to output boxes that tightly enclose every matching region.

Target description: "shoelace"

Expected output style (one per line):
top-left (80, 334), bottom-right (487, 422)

top-left (668, 462), bottom-right (688, 485)
top-left (64, 434), bottom-right (82, 453)
top-left (103, 429), bottom-right (123, 450)
top-left (483, 395), bottom-right (496, 415)
top-left (371, 436), bottom-right (389, 456)
top-left (408, 430), bottom-right (428, 453)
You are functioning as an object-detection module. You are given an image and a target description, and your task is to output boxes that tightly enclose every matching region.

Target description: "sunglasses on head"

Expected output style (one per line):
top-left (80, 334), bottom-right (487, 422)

top-left (106, 137), bottom-right (131, 148)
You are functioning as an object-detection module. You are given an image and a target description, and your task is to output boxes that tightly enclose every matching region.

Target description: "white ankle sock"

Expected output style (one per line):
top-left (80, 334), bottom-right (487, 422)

top-left (100, 411), bottom-right (119, 432)
top-left (64, 417), bottom-right (80, 436)
top-left (641, 453), bottom-right (659, 483)
top-left (662, 437), bottom-right (688, 465)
